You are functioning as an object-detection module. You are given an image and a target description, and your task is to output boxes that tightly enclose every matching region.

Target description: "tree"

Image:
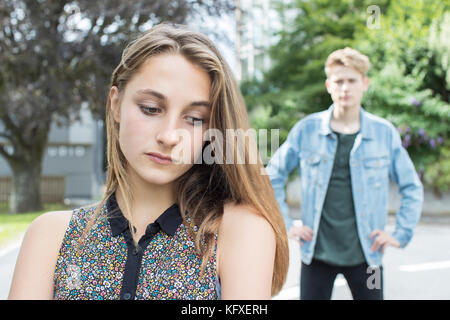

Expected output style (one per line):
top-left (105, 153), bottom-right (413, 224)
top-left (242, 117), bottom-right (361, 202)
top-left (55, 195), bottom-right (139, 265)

top-left (241, 0), bottom-right (390, 143)
top-left (242, 0), bottom-right (450, 191)
top-left (0, 0), bottom-right (233, 213)
top-left (358, 0), bottom-right (450, 193)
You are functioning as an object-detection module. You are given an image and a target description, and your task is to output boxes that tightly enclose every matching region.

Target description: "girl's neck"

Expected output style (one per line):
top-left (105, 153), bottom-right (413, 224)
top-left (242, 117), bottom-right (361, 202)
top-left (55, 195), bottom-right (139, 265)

top-left (115, 170), bottom-right (177, 232)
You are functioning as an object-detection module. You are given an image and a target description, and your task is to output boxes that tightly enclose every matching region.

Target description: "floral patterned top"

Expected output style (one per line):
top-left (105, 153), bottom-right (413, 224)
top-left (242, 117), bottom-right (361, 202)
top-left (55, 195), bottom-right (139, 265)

top-left (53, 193), bottom-right (219, 300)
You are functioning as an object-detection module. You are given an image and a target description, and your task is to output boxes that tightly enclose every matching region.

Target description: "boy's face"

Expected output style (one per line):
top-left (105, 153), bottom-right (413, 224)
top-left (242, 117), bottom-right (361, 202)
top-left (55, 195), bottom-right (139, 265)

top-left (325, 65), bottom-right (369, 110)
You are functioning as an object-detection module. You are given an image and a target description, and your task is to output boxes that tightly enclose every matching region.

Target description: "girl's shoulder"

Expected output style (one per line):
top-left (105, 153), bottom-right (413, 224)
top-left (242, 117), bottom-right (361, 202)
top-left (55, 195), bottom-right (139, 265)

top-left (8, 210), bottom-right (74, 299)
top-left (221, 202), bottom-right (274, 236)
top-left (30, 203), bottom-right (102, 237)
top-left (218, 202), bottom-right (275, 259)
top-left (22, 203), bottom-right (104, 257)
top-left (29, 210), bottom-right (74, 242)
top-left (8, 203), bottom-right (103, 299)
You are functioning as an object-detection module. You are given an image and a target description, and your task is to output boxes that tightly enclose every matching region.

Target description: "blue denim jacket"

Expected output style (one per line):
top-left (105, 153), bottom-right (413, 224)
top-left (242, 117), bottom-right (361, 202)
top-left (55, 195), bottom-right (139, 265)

top-left (266, 105), bottom-right (424, 267)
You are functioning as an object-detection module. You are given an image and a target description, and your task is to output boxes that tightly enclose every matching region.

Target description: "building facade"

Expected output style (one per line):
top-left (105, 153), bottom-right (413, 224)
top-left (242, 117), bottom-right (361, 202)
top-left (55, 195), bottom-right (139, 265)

top-left (235, 0), bottom-right (295, 81)
top-left (0, 103), bottom-right (105, 204)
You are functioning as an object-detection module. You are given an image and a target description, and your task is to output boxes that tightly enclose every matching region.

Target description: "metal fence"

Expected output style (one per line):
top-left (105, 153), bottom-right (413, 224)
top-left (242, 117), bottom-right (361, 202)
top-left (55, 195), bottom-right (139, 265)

top-left (0, 176), bottom-right (65, 203)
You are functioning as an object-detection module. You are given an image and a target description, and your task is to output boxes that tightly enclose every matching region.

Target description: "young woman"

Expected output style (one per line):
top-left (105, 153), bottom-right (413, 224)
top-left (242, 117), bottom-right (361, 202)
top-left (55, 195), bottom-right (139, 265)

top-left (8, 23), bottom-right (289, 300)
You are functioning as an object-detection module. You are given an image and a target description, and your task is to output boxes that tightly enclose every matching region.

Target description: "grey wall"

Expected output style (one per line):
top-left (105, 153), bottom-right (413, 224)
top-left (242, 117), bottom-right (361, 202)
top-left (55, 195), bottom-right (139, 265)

top-left (0, 104), bottom-right (105, 201)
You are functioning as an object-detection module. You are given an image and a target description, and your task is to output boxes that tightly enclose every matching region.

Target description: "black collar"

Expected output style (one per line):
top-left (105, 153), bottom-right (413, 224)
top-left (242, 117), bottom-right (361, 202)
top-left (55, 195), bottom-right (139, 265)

top-left (106, 192), bottom-right (183, 237)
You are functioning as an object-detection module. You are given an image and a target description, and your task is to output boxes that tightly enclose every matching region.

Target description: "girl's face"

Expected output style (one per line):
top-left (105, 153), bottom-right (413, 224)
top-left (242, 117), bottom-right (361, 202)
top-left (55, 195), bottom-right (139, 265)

top-left (110, 53), bottom-right (211, 186)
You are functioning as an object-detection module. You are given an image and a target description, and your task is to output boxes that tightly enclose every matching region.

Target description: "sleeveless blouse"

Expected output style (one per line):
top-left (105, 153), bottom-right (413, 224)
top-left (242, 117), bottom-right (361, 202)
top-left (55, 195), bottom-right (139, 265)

top-left (53, 193), bottom-right (220, 300)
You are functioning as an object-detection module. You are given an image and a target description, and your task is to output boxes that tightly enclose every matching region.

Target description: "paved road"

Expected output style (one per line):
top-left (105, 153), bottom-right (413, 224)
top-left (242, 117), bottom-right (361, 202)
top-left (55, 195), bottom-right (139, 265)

top-left (0, 238), bottom-right (22, 299)
top-left (1, 218), bottom-right (449, 300)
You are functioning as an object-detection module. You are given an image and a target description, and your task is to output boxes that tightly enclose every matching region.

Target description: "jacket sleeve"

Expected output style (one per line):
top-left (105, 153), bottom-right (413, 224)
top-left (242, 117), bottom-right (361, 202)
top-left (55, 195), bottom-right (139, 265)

top-left (265, 121), bottom-right (302, 230)
top-left (388, 126), bottom-right (424, 248)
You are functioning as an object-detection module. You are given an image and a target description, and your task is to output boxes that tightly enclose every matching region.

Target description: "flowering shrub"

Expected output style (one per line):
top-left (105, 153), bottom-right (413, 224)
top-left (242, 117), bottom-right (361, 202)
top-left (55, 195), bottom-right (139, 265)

top-left (363, 63), bottom-right (449, 193)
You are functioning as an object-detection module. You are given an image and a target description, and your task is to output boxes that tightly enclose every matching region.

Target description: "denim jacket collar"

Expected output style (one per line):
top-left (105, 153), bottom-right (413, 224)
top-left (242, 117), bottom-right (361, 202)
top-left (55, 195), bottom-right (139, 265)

top-left (319, 104), bottom-right (375, 140)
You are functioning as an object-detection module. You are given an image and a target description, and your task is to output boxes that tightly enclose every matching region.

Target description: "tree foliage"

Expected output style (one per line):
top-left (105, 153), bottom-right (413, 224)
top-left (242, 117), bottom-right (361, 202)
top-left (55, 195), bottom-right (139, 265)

top-left (358, 0), bottom-right (450, 192)
top-left (243, 0), bottom-right (450, 191)
top-left (242, 0), bottom-right (390, 142)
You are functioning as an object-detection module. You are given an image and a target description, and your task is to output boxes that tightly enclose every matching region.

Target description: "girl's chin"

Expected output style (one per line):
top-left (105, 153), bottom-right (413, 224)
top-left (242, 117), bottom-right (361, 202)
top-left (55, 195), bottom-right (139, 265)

top-left (141, 175), bottom-right (178, 186)
top-left (127, 161), bottom-right (193, 186)
top-left (138, 168), bottom-right (189, 186)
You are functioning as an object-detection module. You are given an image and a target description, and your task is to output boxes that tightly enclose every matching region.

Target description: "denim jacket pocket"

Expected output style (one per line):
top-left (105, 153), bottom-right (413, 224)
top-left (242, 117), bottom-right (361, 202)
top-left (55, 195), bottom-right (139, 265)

top-left (363, 155), bottom-right (389, 186)
top-left (363, 155), bottom-right (390, 224)
top-left (306, 153), bottom-right (321, 165)
top-left (300, 151), bottom-right (322, 171)
top-left (364, 155), bottom-right (389, 169)
top-left (300, 151), bottom-right (322, 190)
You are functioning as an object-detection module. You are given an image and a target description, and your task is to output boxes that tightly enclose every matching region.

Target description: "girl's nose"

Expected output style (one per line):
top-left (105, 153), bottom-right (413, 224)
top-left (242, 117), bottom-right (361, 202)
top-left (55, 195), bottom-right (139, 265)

top-left (156, 118), bottom-right (180, 148)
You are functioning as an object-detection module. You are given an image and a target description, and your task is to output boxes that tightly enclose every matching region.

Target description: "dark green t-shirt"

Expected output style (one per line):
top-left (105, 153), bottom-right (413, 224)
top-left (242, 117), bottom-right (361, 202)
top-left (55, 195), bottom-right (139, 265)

top-left (313, 131), bottom-right (366, 266)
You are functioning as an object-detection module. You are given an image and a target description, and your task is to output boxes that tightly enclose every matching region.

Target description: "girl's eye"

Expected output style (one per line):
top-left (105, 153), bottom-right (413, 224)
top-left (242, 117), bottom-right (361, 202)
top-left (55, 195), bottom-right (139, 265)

top-left (139, 105), bottom-right (161, 115)
top-left (186, 116), bottom-right (204, 126)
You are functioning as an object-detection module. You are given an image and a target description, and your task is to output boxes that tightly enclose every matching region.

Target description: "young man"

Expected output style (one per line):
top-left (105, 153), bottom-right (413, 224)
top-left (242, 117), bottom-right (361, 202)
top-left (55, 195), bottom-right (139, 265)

top-left (266, 47), bottom-right (423, 300)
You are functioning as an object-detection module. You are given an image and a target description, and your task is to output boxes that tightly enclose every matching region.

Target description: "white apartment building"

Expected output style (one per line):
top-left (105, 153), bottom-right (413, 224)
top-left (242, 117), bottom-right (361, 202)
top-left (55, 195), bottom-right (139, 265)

top-left (235, 0), bottom-right (296, 81)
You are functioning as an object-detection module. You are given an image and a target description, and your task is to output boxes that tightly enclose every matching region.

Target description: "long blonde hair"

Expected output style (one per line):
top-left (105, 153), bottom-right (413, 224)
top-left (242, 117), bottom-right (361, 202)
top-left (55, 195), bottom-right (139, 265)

top-left (86, 23), bottom-right (288, 296)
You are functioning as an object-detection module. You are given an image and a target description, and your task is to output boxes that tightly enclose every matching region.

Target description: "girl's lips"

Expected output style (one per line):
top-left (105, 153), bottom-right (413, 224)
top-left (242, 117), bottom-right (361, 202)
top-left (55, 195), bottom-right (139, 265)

top-left (146, 152), bottom-right (173, 164)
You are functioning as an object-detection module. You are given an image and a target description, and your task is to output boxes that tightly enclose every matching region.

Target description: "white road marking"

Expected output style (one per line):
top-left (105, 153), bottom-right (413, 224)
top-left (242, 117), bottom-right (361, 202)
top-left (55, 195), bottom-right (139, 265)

top-left (398, 260), bottom-right (450, 272)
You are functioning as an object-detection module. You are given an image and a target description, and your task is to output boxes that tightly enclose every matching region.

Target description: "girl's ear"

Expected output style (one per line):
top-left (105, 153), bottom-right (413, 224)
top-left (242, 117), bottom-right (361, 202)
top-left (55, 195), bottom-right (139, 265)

top-left (109, 86), bottom-right (121, 123)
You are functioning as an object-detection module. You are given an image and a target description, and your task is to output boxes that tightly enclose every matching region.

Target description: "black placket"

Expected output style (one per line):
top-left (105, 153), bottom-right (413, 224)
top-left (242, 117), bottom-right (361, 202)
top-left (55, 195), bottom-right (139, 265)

top-left (119, 222), bottom-right (161, 300)
top-left (106, 192), bottom-right (183, 300)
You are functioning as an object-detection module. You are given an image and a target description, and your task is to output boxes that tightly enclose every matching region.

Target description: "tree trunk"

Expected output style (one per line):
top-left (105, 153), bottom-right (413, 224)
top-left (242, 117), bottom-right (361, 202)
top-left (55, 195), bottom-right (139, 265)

top-left (9, 160), bottom-right (43, 213)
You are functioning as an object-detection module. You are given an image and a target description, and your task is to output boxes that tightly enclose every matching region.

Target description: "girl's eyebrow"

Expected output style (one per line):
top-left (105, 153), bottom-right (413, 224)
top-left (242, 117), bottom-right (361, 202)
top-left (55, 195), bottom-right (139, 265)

top-left (135, 89), bottom-right (166, 100)
top-left (189, 101), bottom-right (211, 108)
top-left (135, 88), bottom-right (211, 108)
